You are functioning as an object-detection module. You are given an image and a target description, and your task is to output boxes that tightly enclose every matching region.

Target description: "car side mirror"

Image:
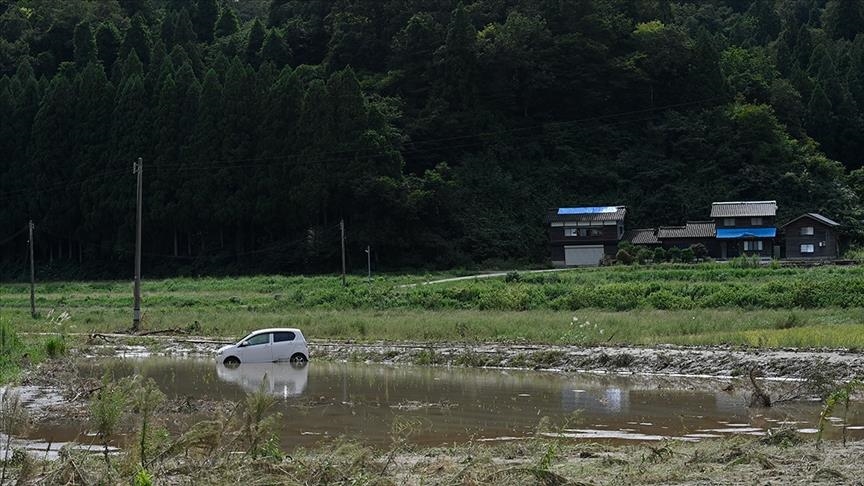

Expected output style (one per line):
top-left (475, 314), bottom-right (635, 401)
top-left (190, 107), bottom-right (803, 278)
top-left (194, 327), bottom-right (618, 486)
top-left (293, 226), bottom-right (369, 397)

top-left (238, 341), bottom-right (248, 348)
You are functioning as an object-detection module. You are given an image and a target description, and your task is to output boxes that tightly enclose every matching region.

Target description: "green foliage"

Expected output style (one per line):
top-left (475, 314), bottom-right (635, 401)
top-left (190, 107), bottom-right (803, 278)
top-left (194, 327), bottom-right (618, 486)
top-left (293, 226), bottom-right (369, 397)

top-left (0, 0), bottom-right (862, 278)
top-left (504, 271), bottom-right (521, 283)
top-left (90, 374), bottom-right (127, 463)
top-left (43, 335), bottom-right (67, 358)
top-left (133, 468), bottom-right (154, 486)
top-left (680, 248), bottom-right (695, 264)
top-left (817, 380), bottom-right (863, 446)
top-left (616, 249), bottom-right (634, 265)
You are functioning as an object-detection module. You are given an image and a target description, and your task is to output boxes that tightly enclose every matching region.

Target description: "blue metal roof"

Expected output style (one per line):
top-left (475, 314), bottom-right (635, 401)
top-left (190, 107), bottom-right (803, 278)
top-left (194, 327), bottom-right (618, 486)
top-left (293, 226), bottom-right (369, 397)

top-left (716, 227), bottom-right (777, 239)
top-left (558, 206), bottom-right (618, 215)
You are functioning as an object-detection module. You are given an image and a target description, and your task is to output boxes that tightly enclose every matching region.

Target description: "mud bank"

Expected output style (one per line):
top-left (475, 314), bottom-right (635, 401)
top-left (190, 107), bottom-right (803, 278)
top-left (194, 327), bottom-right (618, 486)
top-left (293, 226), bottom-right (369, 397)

top-left (57, 333), bottom-right (864, 380)
top-left (311, 341), bottom-right (864, 381)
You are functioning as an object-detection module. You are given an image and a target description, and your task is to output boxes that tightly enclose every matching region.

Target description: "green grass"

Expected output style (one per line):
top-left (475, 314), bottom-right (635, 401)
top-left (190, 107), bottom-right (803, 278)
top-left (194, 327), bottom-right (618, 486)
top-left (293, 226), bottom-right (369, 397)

top-left (1, 265), bottom-right (863, 349)
top-left (0, 317), bottom-right (49, 383)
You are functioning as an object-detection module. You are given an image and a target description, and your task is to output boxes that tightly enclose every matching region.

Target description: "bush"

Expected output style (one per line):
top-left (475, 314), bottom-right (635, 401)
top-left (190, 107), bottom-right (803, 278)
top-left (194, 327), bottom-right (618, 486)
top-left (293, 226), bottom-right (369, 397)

top-left (44, 336), bottom-right (67, 358)
top-left (636, 247), bottom-right (654, 264)
top-left (668, 247), bottom-right (682, 262)
top-left (616, 249), bottom-right (634, 265)
top-left (504, 271), bottom-right (521, 283)
top-left (690, 243), bottom-right (708, 260)
top-left (680, 248), bottom-right (694, 263)
top-left (653, 247), bottom-right (667, 263)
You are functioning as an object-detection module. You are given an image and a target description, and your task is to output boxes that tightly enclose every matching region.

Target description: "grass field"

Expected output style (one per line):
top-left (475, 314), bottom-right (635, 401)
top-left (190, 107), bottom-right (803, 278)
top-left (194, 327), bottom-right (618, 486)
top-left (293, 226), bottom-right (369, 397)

top-left (1, 264), bottom-right (863, 349)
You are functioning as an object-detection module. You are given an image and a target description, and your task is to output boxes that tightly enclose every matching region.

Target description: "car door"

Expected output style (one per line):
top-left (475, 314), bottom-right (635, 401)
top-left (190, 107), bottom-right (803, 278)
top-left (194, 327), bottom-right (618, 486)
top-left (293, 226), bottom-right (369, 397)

top-left (271, 331), bottom-right (297, 361)
top-left (240, 332), bottom-right (272, 363)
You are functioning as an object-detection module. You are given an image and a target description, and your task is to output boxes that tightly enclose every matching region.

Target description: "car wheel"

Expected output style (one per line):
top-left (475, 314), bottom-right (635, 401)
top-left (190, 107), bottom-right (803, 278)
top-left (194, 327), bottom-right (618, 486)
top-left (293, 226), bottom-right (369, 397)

top-left (223, 356), bottom-right (241, 367)
top-left (289, 353), bottom-right (308, 366)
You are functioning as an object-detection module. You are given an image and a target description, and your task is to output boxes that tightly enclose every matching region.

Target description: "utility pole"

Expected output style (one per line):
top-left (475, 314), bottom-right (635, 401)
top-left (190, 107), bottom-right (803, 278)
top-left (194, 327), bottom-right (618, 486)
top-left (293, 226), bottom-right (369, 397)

top-left (133, 157), bottom-right (143, 332)
top-left (340, 219), bottom-right (346, 287)
top-left (365, 245), bottom-right (371, 281)
top-left (28, 220), bottom-right (35, 318)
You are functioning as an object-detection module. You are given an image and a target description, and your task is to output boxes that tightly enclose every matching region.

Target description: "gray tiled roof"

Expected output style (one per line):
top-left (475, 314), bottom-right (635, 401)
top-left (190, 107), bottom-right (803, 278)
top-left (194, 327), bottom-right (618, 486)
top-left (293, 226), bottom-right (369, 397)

top-left (781, 213), bottom-right (841, 228)
top-left (624, 228), bottom-right (659, 244)
top-left (657, 221), bottom-right (716, 239)
top-left (710, 201), bottom-right (777, 218)
top-left (546, 206), bottom-right (626, 223)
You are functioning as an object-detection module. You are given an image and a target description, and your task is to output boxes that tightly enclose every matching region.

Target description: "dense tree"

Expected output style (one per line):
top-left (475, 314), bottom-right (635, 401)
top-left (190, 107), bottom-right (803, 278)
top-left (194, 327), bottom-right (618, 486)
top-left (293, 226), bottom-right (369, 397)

top-left (73, 21), bottom-right (97, 66)
top-left (214, 8), bottom-right (240, 38)
top-left (120, 14), bottom-right (151, 65)
top-left (95, 22), bottom-right (121, 69)
top-left (1, 0), bottom-right (863, 278)
top-left (193, 0), bottom-right (218, 43)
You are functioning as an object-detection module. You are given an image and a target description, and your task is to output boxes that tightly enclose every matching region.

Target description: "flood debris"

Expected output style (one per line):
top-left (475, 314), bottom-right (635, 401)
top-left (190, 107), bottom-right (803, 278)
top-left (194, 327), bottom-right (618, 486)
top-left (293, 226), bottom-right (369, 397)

top-left (748, 367), bottom-right (772, 408)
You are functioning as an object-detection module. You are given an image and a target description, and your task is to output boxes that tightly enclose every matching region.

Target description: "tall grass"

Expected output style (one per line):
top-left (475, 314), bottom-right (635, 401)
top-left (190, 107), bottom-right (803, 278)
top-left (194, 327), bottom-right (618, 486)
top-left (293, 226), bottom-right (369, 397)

top-left (1, 266), bottom-right (863, 348)
top-left (2, 266), bottom-right (863, 312)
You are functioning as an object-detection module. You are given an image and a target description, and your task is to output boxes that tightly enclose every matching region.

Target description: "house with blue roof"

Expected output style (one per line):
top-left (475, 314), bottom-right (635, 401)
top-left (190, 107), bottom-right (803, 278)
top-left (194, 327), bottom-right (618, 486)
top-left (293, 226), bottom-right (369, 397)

top-left (710, 201), bottom-right (778, 259)
top-left (545, 206), bottom-right (626, 266)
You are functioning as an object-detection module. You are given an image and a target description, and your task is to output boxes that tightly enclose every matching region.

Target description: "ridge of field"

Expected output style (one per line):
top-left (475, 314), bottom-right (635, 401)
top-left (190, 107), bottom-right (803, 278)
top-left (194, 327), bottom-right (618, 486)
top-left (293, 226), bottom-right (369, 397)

top-left (1, 265), bottom-right (863, 348)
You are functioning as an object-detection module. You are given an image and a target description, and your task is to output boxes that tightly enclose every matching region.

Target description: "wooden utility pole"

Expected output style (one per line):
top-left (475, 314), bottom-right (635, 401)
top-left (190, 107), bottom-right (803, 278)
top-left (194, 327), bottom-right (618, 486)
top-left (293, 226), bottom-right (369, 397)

top-left (366, 245), bottom-right (371, 281)
top-left (340, 219), bottom-right (346, 287)
top-left (133, 157), bottom-right (143, 331)
top-left (28, 220), bottom-right (35, 318)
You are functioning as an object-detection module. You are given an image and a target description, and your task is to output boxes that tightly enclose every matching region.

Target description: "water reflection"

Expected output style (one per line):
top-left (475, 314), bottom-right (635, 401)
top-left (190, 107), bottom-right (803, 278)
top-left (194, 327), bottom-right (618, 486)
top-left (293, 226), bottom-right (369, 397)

top-left (60, 359), bottom-right (864, 449)
top-left (216, 363), bottom-right (308, 398)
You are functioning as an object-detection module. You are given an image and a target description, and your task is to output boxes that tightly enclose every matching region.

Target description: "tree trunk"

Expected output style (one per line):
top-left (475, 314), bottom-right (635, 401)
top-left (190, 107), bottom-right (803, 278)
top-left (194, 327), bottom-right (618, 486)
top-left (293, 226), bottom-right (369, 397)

top-left (173, 229), bottom-right (178, 257)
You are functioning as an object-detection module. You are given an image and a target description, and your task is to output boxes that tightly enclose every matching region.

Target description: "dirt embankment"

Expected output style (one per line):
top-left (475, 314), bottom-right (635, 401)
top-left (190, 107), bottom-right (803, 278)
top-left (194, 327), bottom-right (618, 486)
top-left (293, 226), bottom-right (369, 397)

top-left (59, 333), bottom-right (864, 381)
top-left (310, 341), bottom-right (864, 381)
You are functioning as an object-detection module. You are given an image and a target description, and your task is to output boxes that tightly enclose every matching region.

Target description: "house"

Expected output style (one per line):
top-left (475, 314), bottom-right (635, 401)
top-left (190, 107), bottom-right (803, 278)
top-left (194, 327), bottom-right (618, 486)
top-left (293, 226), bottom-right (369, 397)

top-left (546, 206), bottom-right (626, 266)
top-left (710, 201), bottom-right (778, 258)
top-left (781, 213), bottom-right (841, 259)
top-left (656, 221), bottom-right (719, 256)
top-left (623, 228), bottom-right (660, 247)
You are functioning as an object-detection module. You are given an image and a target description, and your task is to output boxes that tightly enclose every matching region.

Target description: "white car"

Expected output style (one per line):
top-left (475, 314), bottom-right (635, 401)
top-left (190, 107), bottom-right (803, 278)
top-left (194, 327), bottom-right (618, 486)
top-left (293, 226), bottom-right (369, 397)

top-left (216, 328), bottom-right (309, 366)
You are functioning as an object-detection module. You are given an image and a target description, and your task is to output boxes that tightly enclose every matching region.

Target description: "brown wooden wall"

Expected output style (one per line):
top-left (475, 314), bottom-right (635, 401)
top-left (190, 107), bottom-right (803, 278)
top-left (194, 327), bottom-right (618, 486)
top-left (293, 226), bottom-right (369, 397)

top-left (783, 219), bottom-right (839, 259)
top-left (713, 216), bottom-right (776, 228)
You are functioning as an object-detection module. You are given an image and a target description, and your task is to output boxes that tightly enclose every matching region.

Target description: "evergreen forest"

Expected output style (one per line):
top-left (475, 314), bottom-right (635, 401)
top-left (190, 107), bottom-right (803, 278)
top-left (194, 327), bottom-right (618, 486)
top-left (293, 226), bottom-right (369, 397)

top-left (1, 0), bottom-right (863, 277)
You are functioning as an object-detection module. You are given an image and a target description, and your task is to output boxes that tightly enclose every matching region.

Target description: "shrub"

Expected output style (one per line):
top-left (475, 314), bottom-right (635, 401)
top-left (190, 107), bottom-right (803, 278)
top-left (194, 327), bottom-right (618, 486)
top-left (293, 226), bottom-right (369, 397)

top-left (690, 243), bottom-right (708, 260)
top-left (615, 249), bottom-right (634, 265)
top-left (653, 247), bottom-right (667, 263)
top-left (680, 248), bottom-right (695, 263)
top-left (44, 335), bottom-right (67, 358)
top-left (504, 271), bottom-right (522, 283)
top-left (636, 247), bottom-right (654, 264)
top-left (668, 247), bottom-right (682, 262)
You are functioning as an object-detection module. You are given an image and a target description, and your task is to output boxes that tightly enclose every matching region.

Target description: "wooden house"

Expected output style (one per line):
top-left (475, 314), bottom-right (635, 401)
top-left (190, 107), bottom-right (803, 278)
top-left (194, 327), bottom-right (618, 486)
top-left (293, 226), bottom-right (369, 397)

top-left (710, 201), bottom-right (778, 258)
top-left (656, 221), bottom-right (718, 256)
top-left (546, 206), bottom-right (626, 266)
top-left (623, 228), bottom-right (660, 247)
top-left (781, 213), bottom-right (841, 259)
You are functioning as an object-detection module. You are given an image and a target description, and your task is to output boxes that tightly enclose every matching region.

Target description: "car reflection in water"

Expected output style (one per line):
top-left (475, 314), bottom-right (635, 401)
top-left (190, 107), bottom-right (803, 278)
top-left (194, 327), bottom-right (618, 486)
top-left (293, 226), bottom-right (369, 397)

top-left (216, 362), bottom-right (309, 399)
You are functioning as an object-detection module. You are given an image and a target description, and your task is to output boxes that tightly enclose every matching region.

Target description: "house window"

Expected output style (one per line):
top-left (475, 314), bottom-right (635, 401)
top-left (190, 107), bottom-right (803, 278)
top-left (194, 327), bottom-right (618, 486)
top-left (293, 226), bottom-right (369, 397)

top-left (588, 229), bottom-right (603, 236)
top-left (743, 241), bottom-right (763, 251)
top-left (751, 217), bottom-right (762, 225)
top-left (723, 218), bottom-right (735, 226)
top-left (800, 226), bottom-right (814, 236)
top-left (800, 244), bottom-right (815, 253)
top-left (564, 228), bottom-right (579, 237)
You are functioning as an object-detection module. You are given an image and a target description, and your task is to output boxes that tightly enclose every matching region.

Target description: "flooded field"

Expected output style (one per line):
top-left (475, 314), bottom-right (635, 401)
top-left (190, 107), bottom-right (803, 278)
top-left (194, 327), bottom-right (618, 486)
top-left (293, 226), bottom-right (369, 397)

top-left (14, 358), bottom-right (864, 451)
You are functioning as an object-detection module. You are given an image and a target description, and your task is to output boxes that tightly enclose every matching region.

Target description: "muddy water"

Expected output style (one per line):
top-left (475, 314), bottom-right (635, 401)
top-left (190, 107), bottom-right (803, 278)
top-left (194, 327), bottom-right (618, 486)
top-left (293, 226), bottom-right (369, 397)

top-left (20, 359), bottom-right (864, 450)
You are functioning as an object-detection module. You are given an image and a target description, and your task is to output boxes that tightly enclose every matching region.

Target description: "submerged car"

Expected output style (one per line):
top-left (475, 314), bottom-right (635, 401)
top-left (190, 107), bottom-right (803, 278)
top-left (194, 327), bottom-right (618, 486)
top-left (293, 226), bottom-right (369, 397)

top-left (216, 328), bottom-right (309, 366)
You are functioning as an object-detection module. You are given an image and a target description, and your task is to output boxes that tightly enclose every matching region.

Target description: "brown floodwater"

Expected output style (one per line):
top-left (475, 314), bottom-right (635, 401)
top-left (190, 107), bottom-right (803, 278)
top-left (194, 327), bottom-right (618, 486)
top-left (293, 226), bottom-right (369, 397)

top-left (14, 358), bottom-right (864, 453)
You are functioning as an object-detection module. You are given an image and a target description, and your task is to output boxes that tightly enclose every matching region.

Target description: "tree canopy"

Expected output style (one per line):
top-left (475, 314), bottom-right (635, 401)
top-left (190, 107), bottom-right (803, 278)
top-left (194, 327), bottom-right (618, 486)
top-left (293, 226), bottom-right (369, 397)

top-left (0, 0), bottom-right (862, 277)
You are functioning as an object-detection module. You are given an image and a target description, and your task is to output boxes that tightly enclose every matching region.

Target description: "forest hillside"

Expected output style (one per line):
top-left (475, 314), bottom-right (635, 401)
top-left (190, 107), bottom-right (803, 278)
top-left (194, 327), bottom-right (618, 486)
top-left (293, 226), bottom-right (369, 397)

top-left (1, 0), bottom-right (862, 277)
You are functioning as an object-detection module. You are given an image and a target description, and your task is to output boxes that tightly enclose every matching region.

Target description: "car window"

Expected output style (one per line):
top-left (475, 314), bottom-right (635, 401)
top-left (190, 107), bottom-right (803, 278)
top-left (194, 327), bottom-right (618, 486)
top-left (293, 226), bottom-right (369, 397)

top-left (273, 332), bottom-right (295, 342)
top-left (245, 333), bottom-right (270, 346)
